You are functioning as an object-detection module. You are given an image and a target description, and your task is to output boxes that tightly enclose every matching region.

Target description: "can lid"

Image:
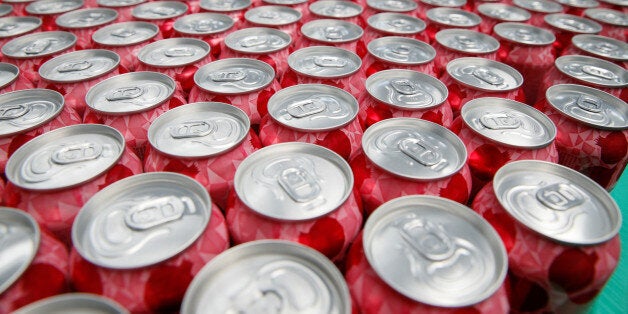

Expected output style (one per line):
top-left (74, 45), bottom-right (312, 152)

top-left (554, 55), bottom-right (627, 88)
top-left (224, 27), bottom-right (291, 54)
top-left (6, 124), bottom-right (125, 191)
top-left (0, 208), bottom-right (40, 295)
top-left (572, 34), bottom-right (628, 62)
top-left (363, 118), bottom-right (467, 181)
top-left (446, 57), bottom-right (523, 92)
top-left (309, 0), bottom-right (363, 19)
top-left (245, 5), bottom-right (301, 27)
top-left (26, 0), bottom-right (83, 15)
top-left (194, 58), bottom-right (275, 95)
top-left (493, 22), bottom-right (555, 46)
top-left (263, 0), bottom-right (307, 4)
top-left (598, 0), bottom-right (628, 7)
top-left (72, 172), bottom-right (212, 269)
top-left (13, 293), bottom-right (129, 314)
top-left (546, 84), bottom-right (628, 130)
top-left (585, 8), bottom-right (628, 27)
top-left (426, 8), bottom-right (482, 27)
top-left (92, 21), bottom-right (159, 46)
top-left (288, 46), bottom-right (361, 79)
top-left (421, 0), bottom-right (467, 7)
top-left (56, 8), bottom-right (118, 29)
top-left (367, 13), bottom-right (426, 35)
top-left (0, 16), bottom-right (42, 39)
top-left (363, 195), bottom-right (508, 307)
top-left (148, 102), bottom-right (250, 158)
top-left (544, 13), bottom-right (602, 34)
top-left (477, 3), bottom-right (531, 22)
top-left (174, 13), bottom-right (234, 36)
top-left (3, 0), bottom-right (36, 2)
top-left (39, 49), bottom-right (120, 83)
top-left (2, 31), bottom-right (76, 59)
top-left (181, 240), bottom-right (352, 314)
top-left (199, 0), bottom-right (251, 12)
top-left (86, 72), bottom-right (175, 115)
top-left (493, 160), bottom-right (622, 245)
top-left (0, 62), bottom-right (19, 89)
top-left (554, 0), bottom-right (599, 9)
top-left (435, 29), bottom-right (500, 54)
top-left (98, 0), bottom-right (146, 8)
top-left (268, 84), bottom-right (359, 132)
top-left (301, 19), bottom-right (363, 43)
top-left (368, 36), bottom-right (435, 65)
top-left (461, 97), bottom-right (557, 148)
top-left (0, 4), bottom-right (13, 17)
top-left (366, 0), bottom-right (418, 12)
top-left (366, 70), bottom-right (448, 110)
top-left (512, 0), bottom-right (563, 13)
top-left (235, 142), bottom-right (353, 221)
top-left (132, 1), bottom-right (188, 20)
top-left (0, 89), bottom-right (65, 138)
top-left (138, 38), bottom-right (210, 68)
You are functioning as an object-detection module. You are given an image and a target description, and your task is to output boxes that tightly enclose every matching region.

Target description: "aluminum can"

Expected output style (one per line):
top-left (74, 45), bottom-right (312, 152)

top-left (0, 4), bottom-right (14, 17)
top-left (220, 27), bottom-right (292, 77)
top-left (144, 102), bottom-right (261, 210)
top-left (92, 21), bottom-right (161, 72)
top-left (0, 62), bottom-right (34, 94)
top-left (0, 208), bottom-right (69, 313)
top-left (358, 69), bottom-right (454, 129)
top-left (55, 8), bottom-right (119, 50)
top-left (513, 0), bottom-right (564, 26)
top-left (97, 0), bottom-right (147, 22)
top-left (307, 0), bottom-right (366, 28)
top-left (189, 58), bottom-right (281, 127)
top-left (1, 30), bottom-right (75, 85)
top-left (244, 5), bottom-right (302, 39)
top-left (226, 142), bottom-right (363, 261)
top-left (25, 0), bottom-right (83, 32)
top-left (535, 84), bottom-right (628, 190)
top-left (182, 240), bottom-right (352, 314)
top-left (597, 0), bottom-right (628, 11)
top-left (259, 84), bottom-right (363, 160)
top-left (12, 293), bottom-right (128, 314)
top-left (543, 13), bottom-right (602, 53)
top-left (173, 12), bottom-right (235, 60)
top-left (0, 16), bottom-right (42, 59)
top-left (363, 36), bottom-right (437, 79)
top-left (425, 7), bottom-right (481, 43)
top-left (477, 3), bottom-right (531, 34)
top-left (351, 118), bottom-right (472, 215)
top-left (3, 124), bottom-right (143, 245)
top-left (261, 0), bottom-right (309, 19)
top-left (471, 160), bottom-right (621, 313)
top-left (281, 46), bottom-right (364, 100)
top-left (70, 172), bottom-right (229, 313)
top-left (199, 0), bottom-right (251, 29)
top-left (297, 19), bottom-right (368, 58)
top-left (2, 0), bottom-right (36, 16)
top-left (131, 1), bottom-right (188, 38)
top-left (562, 34), bottom-right (628, 68)
top-left (346, 195), bottom-right (510, 314)
top-left (584, 8), bottom-right (627, 41)
top-left (494, 22), bottom-right (556, 105)
top-left (362, 0), bottom-right (418, 20)
top-left (554, 0), bottom-right (600, 16)
top-left (363, 12), bottom-right (429, 44)
top-left (441, 57), bottom-right (526, 116)
top-left (0, 89), bottom-right (81, 176)
top-left (417, 0), bottom-right (469, 20)
top-left (433, 29), bottom-right (500, 77)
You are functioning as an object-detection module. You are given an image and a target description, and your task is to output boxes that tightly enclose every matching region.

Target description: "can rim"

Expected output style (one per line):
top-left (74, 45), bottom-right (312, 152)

top-left (1, 30), bottom-right (76, 59)
top-left (584, 8), bottom-right (628, 27)
top-left (199, 0), bottom-right (252, 12)
top-left (0, 16), bottom-right (42, 39)
top-left (555, 0), bottom-right (600, 8)
top-left (138, 37), bottom-right (211, 68)
top-left (0, 207), bottom-right (40, 295)
top-left (367, 36), bottom-right (436, 65)
top-left (493, 22), bottom-right (556, 46)
top-left (97, 0), bottom-right (146, 8)
top-left (0, 89), bottom-right (65, 138)
top-left (0, 62), bottom-right (19, 89)
top-left (512, 0), bottom-right (563, 13)
top-left (132, 1), bottom-right (188, 20)
top-left (446, 57), bottom-right (524, 92)
top-left (38, 49), bottom-right (120, 83)
top-left (365, 69), bottom-right (449, 110)
top-left (288, 45), bottom-right (362, 79)
top-left (554, 55), bottom-right (628, 88)
top-left (26, 0), bottom-right (84, 15)
top-left (421, 0), bottom-right (466, 7)
top-left (543, 13), bottom-right (603, 34)
top-left (55, 8), bottom-right (118, 29)
top-left (92, 21), bottom-right (159, 47)
top-left (173, 12), bottom-right (234, 35)
top-left (0, 4), bottom-right (13, 17)
top-left (571, 34), bottom-right (628, 62)
top-left (12, 293), bottom-right (130, 314)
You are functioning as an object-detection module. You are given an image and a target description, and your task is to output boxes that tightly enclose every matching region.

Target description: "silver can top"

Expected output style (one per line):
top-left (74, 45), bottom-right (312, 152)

top-left (493, 160), bottom-right (622, 245)
top-left (26, 0), bottom-right (83, 15)
top-left (181, 240), bottom-right (351, 314)
top-left (554, 0), bottom-right (599, 8)
top-left (174, 13), bottom-right (234, 36)
top-left (435, 29), bottom-right (500, 54)
top-left (0, 89), bottom-right (64, 138)
top-left (148, 102), bottom-right (250, 158)
top-left (132, 1), bottom-right (188, 20)
top-left (39, 49), bottom-right (120, 83)
top-left (234, 142), bottom-right (354, 221)
top-left (267, 84), bottom-right (359, 132)
top-left (6, 124), bottom-right (125, 191)
top-left (362, 118), bottom-right (467, 181)
top-left (245, 6), bottom-right (301, 26)
top-left (366, 0), bottom-right (418, 12)
top-left (309, 0), bottom-right (363, 19)
top-left (363, 195), bottom-right (507, 307)
top-left (0, 208), bottom-right (40, 295)
top-left (288, 46), bottom-right (361, 79)
top-left (263, 0), bottom-right (307, 4)
top-left (367, 13), bottom-right (426, 35)
top-left (512, 0), bottom-right (563, 13)
top-left (301, 19), bottom-right (363, 43)
top-left (367, 36), bottom-right (435, 65)
top-left (544, 13), bottom-right (602, 34)
top-left (0, 16), bottom-right (41, 39)
top-left (366, 70), bottom-right (449, 110)
top-left (138, 37), bottom-right (210, 68)
top-left (0, 4), bottom-right (13, 17)
top-left (1, 31), bottom-right (75, 59)
top-left (545, 84), bottom-right (628, 130)
top-left (421, 0), bottom-right (467, 7)
top-left (199, 0), bottom-right (251, 12)
top-left (13, 293), bottom-right (129, 314)
top-left (426, 8), bottom-right (482, 27)
top-left (446, 57), bottom-right (523, 92)
top-left (92, 21), bottom-right (159, 46)
top-left (85, 72), bottom-right (175, 115)
top-left (585, 8), bottom-right (628, 27)
top-left (72, 172), bottom-right (212, 269)
top-left (56, 8), bottom-right (118, 29)
top-left (554, 55), bottom-right (627, 88)
top-left (493, 22), bottom-right (556, 46)
top-left (461, 97), bottom-right (557, 148)
top-left (477, 3), bottom-right (531, 22)
top-left (224, 27), bottom-right (291, 54)
top-left (194, 58), bottom-right (275, 95)
top-left (598, 0), bottom-right (627, 7)
top-left (98, 0), bottom-right (146, 7)
top-left (572, 34), bottom-right (628, 62)
top-left (0, 62), bottom-right (18, 89)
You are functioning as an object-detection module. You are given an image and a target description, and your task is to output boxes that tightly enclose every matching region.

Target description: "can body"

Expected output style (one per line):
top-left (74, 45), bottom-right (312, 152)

top-left (0, 67), bottom-right (34, 94)
top-left (498, 46), bottom-right (555, 106)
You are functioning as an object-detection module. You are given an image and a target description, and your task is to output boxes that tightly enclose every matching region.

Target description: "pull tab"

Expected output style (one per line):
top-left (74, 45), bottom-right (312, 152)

top-left (398, 218), bottom-right (455, 262)
top-left (51, 142), bottom-right (103, 165)
top-left (328, 4), bottom-right (348, 14)
top-left (57, 60), bottom-right (93, 73)
top-left (0, 104), bottom-right (30, 120)
top-left (514, 28), bottom-right (534, 41)
top-left (454, 35), bottom-right (478, 49)
top-left (36, 2), bottom-right (70, 12)
top-left (149, 7), bottom-right (177, 16)
top-left (324, 26), bottom-right (345, 40)
top-left (209, 70), bottom-right (246, 82)
top-left (561, 18), bottom-right (588, 31)
top-left (446, 13), bottom-right (470, 24)
top-left (239, 35), bottom-right (269, 48)
top-left (278, 167), bottom-right (321, 202)
top-left (480, 113), bottom-right (521, 130)
top-left (398, 138), bottom-right (441, 166)
top-left (76, 12), bottom-right (106, 24)
top-left (489, 8), bottom-right (513, 19)
top-left (124, 196), bottom-right (191, 230)
top-left (391, 45), bottom-right (411, 56)
top-left (576, 94), bottom-right (603, 113)
top-left (111, 28), bottom-right (136, 38)
top-left (164, 47), bottom-right (195, 57)
top-left (193, 20), bottom-right (221, 32)
top-left (106, 86), bottom-right (145, 101)
top-left (388, 19), bottom-right (411, 29)
top-left (390, 79), bottom-right (421, 95)
top-left (286, 99), bottom-right (326, 118)
top-left (313, 56), bottom-right (347, 68)
top-left (383, 0), bottom-right (406, 9)
top-left (581, 65), bottom-right (617, 81)
top-left (258, 11), bottom-right (279, 19)
top-left (169, 121), bottom-right (213, 139)
top-left (23, 39), bottom-right (53, 55)
top-left (472, 67), bottom-right (505, 85)
top-left (591, 42), bottom-right (618, 55)
top-left (536, 183), bottom-right (585, 211)
top-left (0, 23), bottom-right (17, 32)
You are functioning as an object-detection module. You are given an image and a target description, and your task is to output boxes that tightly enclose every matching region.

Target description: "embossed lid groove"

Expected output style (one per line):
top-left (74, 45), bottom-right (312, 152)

top-left (56, 8), bottom-right (118, 29)
top-left (194, 58), bottom-right (275, 95)
top-left (301, 19), bottom-right (363, 43)
top-left (39, 49), bottom-right (120, 83)
top-left (174, 12), bottom-right (234, 35)
top-left (288, 46), bottom-right (361, 79)
top-left (367, 36), bottom-right (435, 65)
top-left (446, 57), bottom-right (523, 92)
top-left (544, 13), bottom-right (602, 34)
top-left (367, 13), bottom-right (426, 35)
top-left (0, 89), bottom-right (65, 137)
top-left (245, 5), bottom-right (302, 26)
top-left (435, 29), bottom-right (500, 54)
top-left (26, 0), bottom-right (83, 15)
top-left (132, 1), bottom-right (188, 20)
top-left (571, 34), bottom-right (628, 62)
top-left (512, 0), bottom-right (563, 13)
top-left (477, 3), bottom-right (531, 22)
top-left (224, 27), bottom-right (291, 54)
top-left (0, 62), bottom-right (19, 89)
top-left (0, 16), bottom-right (41, 39)
top-left (138, 37), bottom-right (210, 68)
top-left (494, 22), bottom-right (555, 46)
top-left (0, 208), bottom-right (40, 295)
top-left (366, 69), bottom-right (449, 110)
top-left (366, 0), bottom-right (418, 12)
top-left (199, 0), bottom-right (251, 12)
top-left (13, 293), bottom-right (129, 314)
top-left (584, 8), bottom-right (628, 27)
top-left (309, 0), bottom-right (363, 19)
top-left (426, 8), bottom-right (482, 27)
top-left (92, 21), bottom-right (159, 46)
top-left (554, 55), bottom-right (627, 88)
top-left (1, 31), bottom-right (76, 59)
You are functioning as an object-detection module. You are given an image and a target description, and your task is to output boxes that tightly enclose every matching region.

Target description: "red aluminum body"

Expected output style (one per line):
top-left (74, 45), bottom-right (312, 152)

top-left (93, 37), bottom-right (162, 73)
top-left (543, 14), bottom-right (602, 53)
top-left (132, 5), bottom-right (188, 39)
top-left (512, 0), bottom-right (564, 27)
top-left (584, 8), bottom-right (627, 41)
top-left (0, 178), bottom-right (4, 205)
top-left (0, 65), bottom-right (34, 94)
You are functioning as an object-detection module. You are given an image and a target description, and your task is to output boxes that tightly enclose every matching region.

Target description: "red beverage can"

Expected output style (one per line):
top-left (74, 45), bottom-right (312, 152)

top-left (563, 34), bottom-right (628, 68)
top-left (472, 160), bottom-right (622, 313)
top-left (297, 19), bottom-right (368, 58)
top-left (433, 29), bottom-right (500, 77)
top-left (0, 4), bottom-right (14, 17)
top-left (221, 27), bottom-right (292, 77)
top-left (362, 0), bottom-right (418, 20)
top-left (55, 8), bottom-right (119, 50)
top-left (513, 0), bottom-right (564, 26)
top-left (92, 21), bottom-right (161, 72)
top-left (477, 3), bottom-right (531, 34)
top-left (307, 0), bottom-right (366, 28)
top-left (226, 142), bottom-right (363, 261)
top-left (173, 12), bottom-right (235, 60)
top-left (244, 5), bottom-right (302, 39)
top-left (0, 16), bottom-right (42, 60)
top-left (364, 12), bottom-right (429, 44)
top-left (70, 172), bottom-right (230, 313)
top-left (554, 0), bottom-right (600, 16)
top-left (441, 57), bottom-right (526, 116)
top-left (2, 0), bottom-right (36, 16)
top-left (259, 83), bottom-right (363, 160)
top-left (351, 118), bottom-right (472, 215)
top-left (132, 1), bottom-right (188, 38)
top-left (358, 69), bottom-right (454, 129)
top-left (189, 58), bottom-right (281, 127)
top-left (536, 84), bottom-right (628, 190)
top-left (3, 124), bottom-right (143, 245)
top-left (425, 7), bottom-right (481, 43)
top-left (584, 8), bottom-right (627, 41)
top-left (97, 0), bottom-right (148, 22)
top-left (0, 62), bottom-right (34, 94)
top-left (543, 13), bottom-right (602, 53)
top-left (346, 195), bottom-right (510, 314)
top-left (417, 0), bottom-right (469, 20)
top-left (199, 0), bottom-right (252, 30)
top-left (25, 0), bottom-right (83, 32)
top-left (362, 36), bottom-right (437, 77)
top-left (12, 294), bottom-right (128, 313)
top-left (0, 208), bottom-right (69, 313)
top-left (144, 102), bottom-right (261, 210)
